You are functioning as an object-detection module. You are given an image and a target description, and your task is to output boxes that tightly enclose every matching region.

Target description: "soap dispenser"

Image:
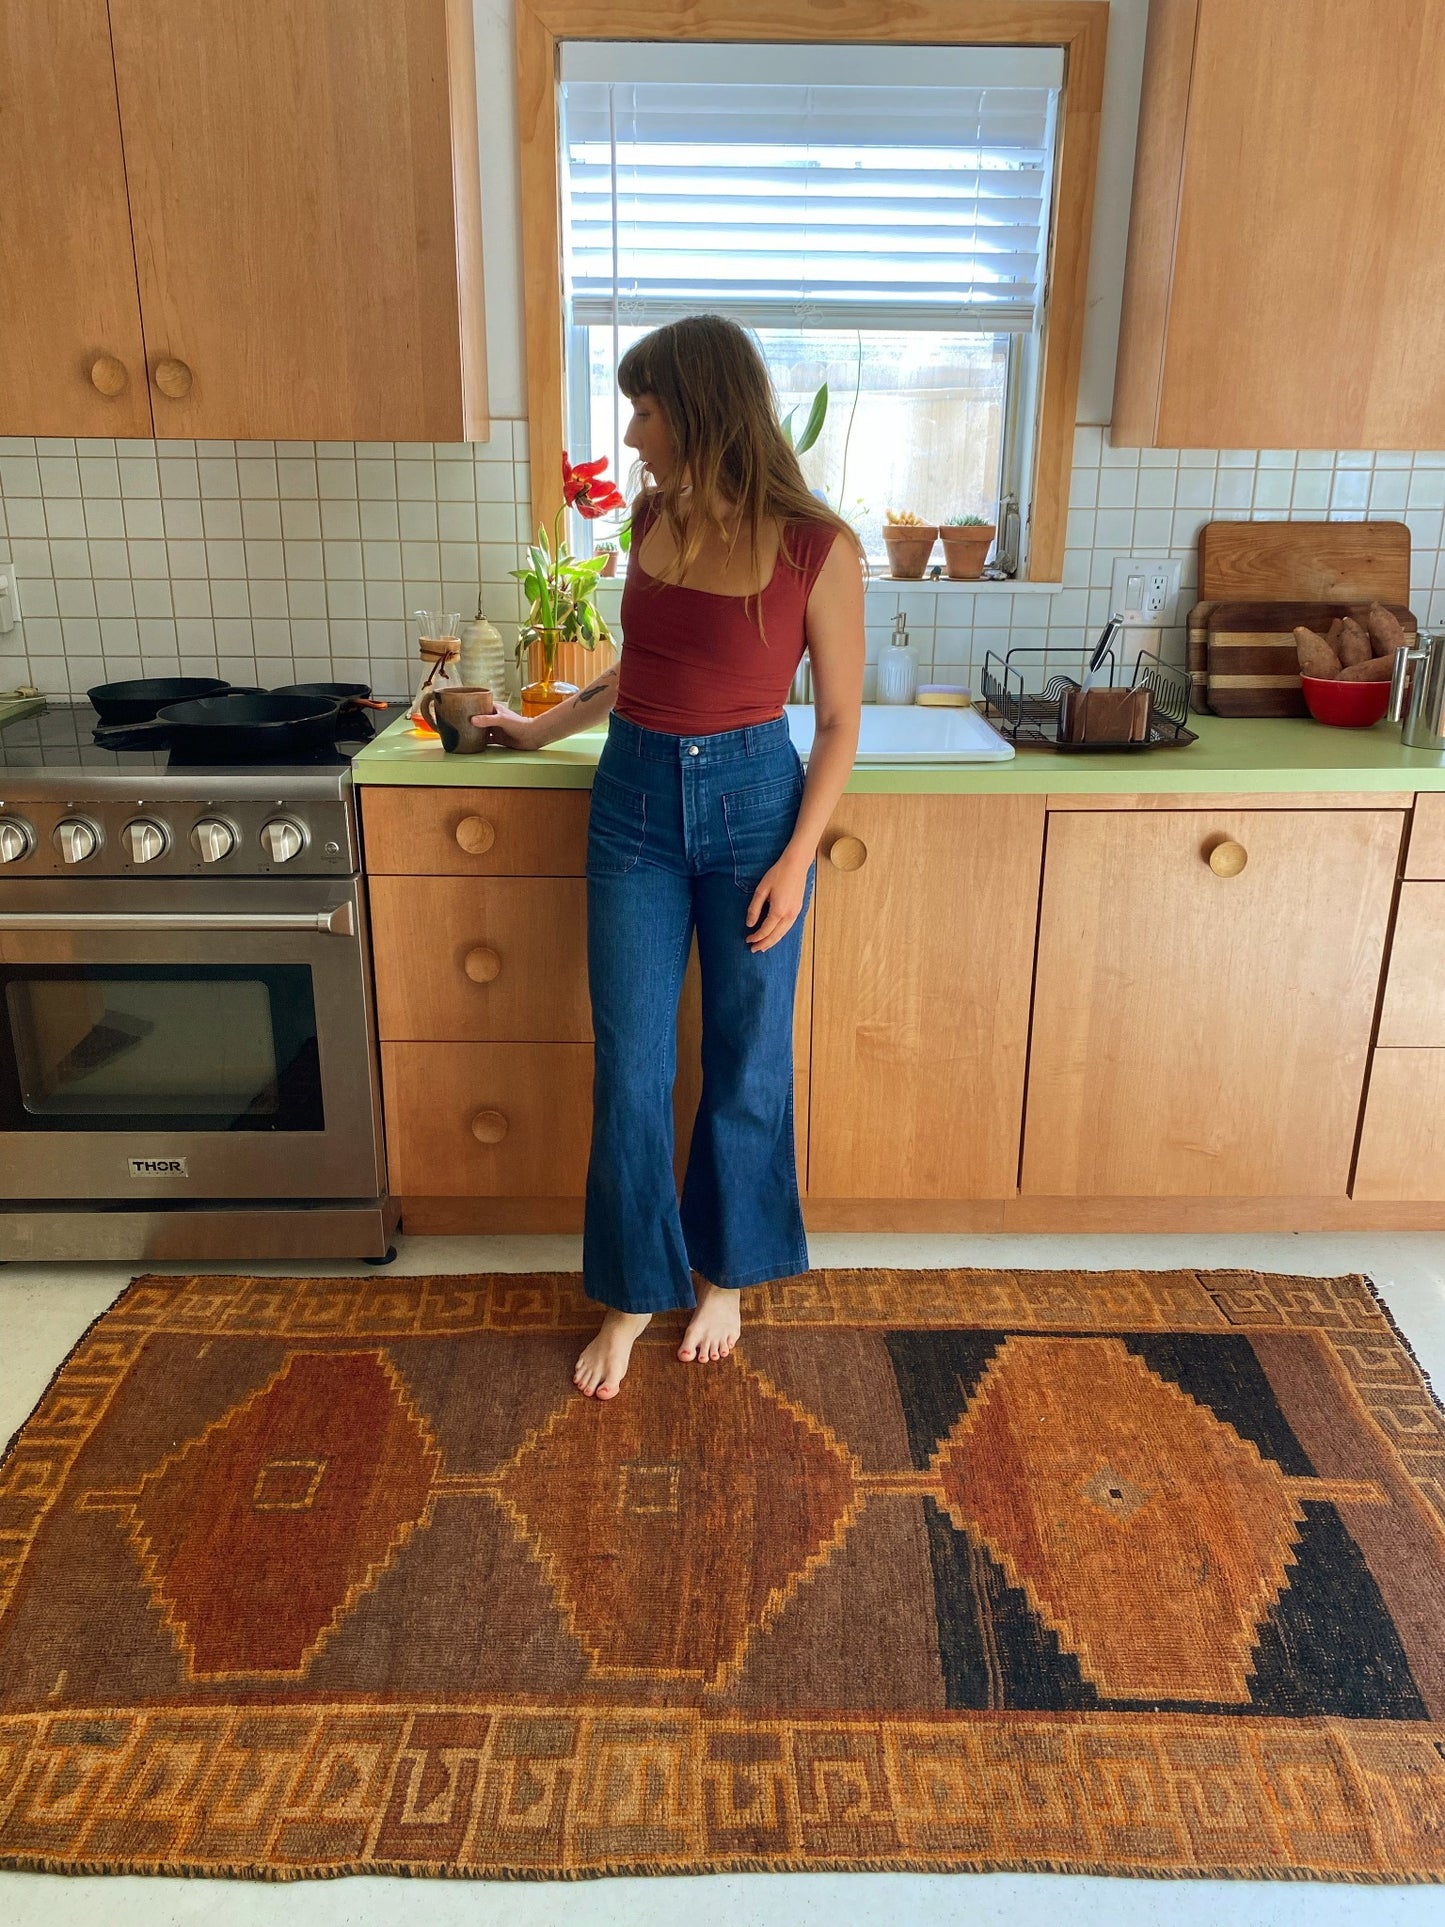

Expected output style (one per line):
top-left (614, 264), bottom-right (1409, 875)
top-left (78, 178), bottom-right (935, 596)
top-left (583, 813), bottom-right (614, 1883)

top-left (877, 611), bottom-right (918, 705)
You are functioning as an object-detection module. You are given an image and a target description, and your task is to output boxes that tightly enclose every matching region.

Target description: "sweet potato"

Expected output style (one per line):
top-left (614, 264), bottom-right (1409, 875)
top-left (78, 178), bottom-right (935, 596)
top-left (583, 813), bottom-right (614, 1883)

top-left (1337, 615), bottom-right (1372, 667)
top-left (1366, 601), bottom-right (1408, 657)
top-left (1338, 653), bottom-right (1397, 682)
top-left (1294, 625), bottom-right (1342, 679)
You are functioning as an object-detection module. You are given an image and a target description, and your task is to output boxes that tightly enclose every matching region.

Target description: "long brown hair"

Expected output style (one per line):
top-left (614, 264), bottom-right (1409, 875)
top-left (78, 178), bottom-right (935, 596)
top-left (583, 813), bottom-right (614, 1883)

top-left (617, 315), bottom-right (861, 610)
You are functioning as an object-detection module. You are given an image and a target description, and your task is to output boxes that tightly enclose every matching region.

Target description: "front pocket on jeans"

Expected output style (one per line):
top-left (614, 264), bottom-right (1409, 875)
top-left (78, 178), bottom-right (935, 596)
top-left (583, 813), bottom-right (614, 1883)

top-left (721, 774), bottom-right (803, 893)
top-left (587, 771), bottom-right (647, 875)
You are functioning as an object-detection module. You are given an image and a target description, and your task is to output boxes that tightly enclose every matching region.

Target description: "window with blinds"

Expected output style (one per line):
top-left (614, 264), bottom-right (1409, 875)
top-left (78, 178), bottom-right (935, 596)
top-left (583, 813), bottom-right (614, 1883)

top-left (558, 42), bottom-right (1065, 569)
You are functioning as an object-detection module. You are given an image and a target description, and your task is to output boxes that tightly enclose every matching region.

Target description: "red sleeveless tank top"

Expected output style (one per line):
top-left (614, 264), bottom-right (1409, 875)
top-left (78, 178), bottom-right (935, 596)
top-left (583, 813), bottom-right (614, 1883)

top-left (612, 495), bottom-right (838, 736)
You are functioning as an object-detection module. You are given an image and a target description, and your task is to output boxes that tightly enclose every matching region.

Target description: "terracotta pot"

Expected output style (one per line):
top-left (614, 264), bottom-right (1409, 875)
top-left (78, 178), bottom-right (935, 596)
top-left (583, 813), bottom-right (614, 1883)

top-left (598, 550), bottom-right (618, 577)
top-left (939, 524), bottom-right (996, 580)
top-left (881, 525), bottom-right (939, 579)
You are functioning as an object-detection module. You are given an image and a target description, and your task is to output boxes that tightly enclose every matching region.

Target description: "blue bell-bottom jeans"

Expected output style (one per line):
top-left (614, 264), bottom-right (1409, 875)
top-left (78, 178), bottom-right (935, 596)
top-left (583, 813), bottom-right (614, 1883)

top-left (583, 709), bottom-right (814, 1314)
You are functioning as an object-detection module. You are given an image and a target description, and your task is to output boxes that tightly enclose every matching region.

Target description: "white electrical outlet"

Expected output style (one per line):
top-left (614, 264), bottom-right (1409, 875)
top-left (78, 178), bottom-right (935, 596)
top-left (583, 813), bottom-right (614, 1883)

top-left (0, 563), bottom-right (18, 635)
top-left (1110, 557), bottom-right (1182, 627)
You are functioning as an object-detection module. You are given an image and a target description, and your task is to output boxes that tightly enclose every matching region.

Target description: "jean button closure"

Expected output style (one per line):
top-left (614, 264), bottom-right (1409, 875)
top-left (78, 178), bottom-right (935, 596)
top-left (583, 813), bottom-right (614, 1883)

top-left (687, 743), bottom-right (699, 755)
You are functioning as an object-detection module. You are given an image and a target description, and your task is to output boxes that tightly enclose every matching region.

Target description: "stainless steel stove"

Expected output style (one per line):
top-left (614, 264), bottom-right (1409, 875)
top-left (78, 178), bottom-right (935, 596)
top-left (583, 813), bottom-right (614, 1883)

top-left (0, 702), bottom-right (405, 1262)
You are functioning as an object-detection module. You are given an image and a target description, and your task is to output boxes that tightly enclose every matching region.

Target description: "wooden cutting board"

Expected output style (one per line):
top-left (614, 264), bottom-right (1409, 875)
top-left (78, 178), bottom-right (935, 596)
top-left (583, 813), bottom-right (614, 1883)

top-left (1199, 520), bottom-right (1411, 603)
top-left (1189, 520), bottom-right (1413, 713)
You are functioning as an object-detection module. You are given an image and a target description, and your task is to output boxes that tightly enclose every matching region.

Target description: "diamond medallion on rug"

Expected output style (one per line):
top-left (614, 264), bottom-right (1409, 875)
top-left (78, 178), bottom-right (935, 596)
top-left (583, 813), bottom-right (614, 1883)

top-left (0, 1267), bottom-right (1442, 1882)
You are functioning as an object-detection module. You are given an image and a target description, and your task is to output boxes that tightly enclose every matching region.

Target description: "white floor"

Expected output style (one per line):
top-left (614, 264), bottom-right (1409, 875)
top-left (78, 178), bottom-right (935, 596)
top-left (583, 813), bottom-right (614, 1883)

top-left (2, 1229), bottom-right (1443, 1927)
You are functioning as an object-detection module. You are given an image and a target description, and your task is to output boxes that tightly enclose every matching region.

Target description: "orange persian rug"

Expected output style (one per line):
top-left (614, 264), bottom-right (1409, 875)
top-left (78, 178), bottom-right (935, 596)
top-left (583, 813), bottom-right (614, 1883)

top-left (0, 1266), bottom-right (1442, 1883)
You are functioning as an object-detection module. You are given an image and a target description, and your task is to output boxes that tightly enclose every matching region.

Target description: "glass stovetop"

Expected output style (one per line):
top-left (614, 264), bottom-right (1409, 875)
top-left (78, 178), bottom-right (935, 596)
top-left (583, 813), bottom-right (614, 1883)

top-left (0, 699), bottom-right (410, 782)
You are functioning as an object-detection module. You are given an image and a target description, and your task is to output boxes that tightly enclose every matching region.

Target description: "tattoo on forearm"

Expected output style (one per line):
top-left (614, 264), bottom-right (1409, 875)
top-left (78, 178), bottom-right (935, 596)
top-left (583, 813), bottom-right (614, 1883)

top-left (576, 671), bottom-right (618, 704)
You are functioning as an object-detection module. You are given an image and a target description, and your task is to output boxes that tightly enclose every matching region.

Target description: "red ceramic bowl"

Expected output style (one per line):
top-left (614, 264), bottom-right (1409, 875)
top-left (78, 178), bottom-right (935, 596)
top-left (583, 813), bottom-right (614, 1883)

top-left (1299, 673), bottom-right (1392, 728)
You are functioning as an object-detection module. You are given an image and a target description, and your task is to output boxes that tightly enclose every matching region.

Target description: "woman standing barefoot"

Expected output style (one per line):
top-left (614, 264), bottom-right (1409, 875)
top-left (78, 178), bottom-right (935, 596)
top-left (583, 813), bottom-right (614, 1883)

top-left (477, 316), bottom-right (864, 1397)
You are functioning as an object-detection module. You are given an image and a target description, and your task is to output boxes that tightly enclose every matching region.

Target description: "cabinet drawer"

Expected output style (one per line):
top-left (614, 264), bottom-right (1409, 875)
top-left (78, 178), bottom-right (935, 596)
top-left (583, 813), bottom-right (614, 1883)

top-left (382, 1042), bottom-right (592, 1196)
top-left (1377, 884), bottom-right (1445, 1045)
top-left (370, 876), bottom-right (590, 1041)
top-left (361, 786), bottom-right (590, 875)
top-left (1354, 1050), bottom-right (1445, 1200)
top-left (1407, 795), bottom-right (1445, 879)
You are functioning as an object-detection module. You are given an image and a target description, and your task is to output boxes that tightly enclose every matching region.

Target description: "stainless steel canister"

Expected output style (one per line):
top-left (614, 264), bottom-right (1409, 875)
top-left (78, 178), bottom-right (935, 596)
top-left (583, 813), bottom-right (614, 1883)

top-left (1389, 632), bottom-right (1445, 750)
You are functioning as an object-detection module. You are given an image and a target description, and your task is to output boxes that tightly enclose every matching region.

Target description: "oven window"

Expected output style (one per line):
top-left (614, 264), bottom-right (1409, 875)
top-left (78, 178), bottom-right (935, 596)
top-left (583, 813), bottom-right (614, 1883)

top-left (0, 967), bottom-right (324, 1132)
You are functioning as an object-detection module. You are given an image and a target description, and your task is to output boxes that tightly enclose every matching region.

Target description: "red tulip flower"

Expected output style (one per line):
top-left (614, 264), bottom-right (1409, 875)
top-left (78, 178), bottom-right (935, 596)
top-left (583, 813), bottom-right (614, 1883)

top-left (563, 451), bottom-right (625, 520)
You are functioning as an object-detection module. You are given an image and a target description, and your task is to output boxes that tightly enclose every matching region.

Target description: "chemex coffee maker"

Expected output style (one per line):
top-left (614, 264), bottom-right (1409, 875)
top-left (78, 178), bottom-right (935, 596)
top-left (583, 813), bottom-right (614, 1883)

top-left (1389, 631), bottom-right (1445, 750)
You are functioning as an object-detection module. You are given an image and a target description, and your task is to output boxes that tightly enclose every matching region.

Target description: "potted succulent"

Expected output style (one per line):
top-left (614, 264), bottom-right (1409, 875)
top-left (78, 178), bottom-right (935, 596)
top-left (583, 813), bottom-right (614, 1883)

top-left (881, 509), bottom-right (939, 579)
top-left (939, 513), bottom-right (996, 581)
top-left (594, 517), bottom-right (631, 577)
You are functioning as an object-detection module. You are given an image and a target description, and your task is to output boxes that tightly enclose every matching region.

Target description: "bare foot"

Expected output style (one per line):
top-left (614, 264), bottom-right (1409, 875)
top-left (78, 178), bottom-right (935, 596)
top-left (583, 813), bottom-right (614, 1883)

top-left (574, 1310), bottom-right (651, 1398)
top-left (678, 1281), bottom-right (741, 1363)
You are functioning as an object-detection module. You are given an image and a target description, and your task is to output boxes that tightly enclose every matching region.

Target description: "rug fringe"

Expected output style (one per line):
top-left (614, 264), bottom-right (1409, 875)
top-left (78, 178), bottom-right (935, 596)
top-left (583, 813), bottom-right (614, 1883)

top-left (0, 1849), bottom-right (1440, 1885)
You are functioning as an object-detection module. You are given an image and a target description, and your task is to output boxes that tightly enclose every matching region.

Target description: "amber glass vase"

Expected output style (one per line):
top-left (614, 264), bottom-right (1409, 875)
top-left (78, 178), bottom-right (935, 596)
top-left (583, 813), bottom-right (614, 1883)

top-left (519, 628), bottom-right (579, 717)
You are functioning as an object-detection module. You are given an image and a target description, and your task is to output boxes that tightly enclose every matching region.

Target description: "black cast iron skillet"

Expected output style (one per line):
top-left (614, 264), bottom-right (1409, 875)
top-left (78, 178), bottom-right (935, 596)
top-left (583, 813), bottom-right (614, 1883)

top-left (87, 675), bottom-right (232, 725)
top-left (91, 691), bottom-right (344, 761)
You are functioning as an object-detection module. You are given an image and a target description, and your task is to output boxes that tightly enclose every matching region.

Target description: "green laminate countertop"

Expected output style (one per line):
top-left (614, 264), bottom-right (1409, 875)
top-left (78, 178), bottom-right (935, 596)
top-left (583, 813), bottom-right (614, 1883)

top-left (0, 695), bottom-right (45, 732)
top-left (351, 709), bottom-right (1445, 795)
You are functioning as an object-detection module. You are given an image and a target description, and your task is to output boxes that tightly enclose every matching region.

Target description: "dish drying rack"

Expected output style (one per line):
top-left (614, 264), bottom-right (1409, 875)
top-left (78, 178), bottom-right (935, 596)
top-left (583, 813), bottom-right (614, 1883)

top-left (979, 638), bottom-right (1197, 751)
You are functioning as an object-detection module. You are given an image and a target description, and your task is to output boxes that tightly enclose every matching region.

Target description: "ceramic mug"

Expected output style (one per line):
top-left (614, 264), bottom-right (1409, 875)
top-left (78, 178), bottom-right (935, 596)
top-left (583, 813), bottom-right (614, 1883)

top-left (419, 685), bottom-right (495, 752)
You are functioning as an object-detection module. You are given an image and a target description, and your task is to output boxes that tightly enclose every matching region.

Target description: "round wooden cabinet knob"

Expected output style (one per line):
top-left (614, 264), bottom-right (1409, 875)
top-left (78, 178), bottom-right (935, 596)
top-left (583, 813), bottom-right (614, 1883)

top-left (454, 814), bottom-right (495, 856)
top-left (470, 1108), bottom-right (508, 1145)
top-left (89, 353), bottom-right (128, 397)
top-left (464, 945), bottom-right (501, 983)
top-left (152, 356), bottom-right (193, 399)
top-left (1207, 839), bottom-right (1248, 877)
top-left (828, 834), bottom-right (868, 872)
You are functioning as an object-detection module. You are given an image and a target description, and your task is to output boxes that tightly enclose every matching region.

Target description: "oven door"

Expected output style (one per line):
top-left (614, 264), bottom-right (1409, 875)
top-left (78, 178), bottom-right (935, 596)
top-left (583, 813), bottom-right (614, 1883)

top-left (0, 877), bottom-right (384, 1202)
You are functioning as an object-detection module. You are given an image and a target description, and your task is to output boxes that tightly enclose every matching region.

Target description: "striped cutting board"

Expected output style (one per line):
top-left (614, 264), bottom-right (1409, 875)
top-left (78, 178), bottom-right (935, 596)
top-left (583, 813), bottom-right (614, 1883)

top-left (1194, 600), bottom-right (1417, 718)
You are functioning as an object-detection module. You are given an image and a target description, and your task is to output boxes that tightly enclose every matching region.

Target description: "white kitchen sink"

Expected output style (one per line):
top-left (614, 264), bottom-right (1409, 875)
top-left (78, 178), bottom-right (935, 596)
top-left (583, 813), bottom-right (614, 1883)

top-left (785, 702), bottom-right (1015, 762)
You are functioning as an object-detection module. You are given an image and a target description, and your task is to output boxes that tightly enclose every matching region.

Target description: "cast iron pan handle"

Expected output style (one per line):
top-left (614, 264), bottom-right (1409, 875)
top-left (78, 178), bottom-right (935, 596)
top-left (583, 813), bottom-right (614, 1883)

top-left (91, 717), bottom-right (174, 749)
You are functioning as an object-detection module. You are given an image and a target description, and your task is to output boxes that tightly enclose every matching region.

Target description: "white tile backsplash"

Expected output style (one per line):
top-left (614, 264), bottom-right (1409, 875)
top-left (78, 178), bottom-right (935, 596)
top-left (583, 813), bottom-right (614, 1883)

top-left (5, 425), bottom-right (1445, 700)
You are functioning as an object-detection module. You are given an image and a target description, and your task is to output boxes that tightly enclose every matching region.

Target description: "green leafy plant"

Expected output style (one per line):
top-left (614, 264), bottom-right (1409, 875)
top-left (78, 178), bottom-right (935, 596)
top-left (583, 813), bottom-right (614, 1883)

top-left (780, 382), bottom-right (829, 455)
top-left (945, 513), bottom-right (992, 527)
top-left (512, 507), bottom-right (614, 679)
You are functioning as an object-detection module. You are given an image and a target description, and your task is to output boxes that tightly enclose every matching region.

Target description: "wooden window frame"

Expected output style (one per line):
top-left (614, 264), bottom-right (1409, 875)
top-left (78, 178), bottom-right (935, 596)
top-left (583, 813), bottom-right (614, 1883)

top-left (516, 0), bottom-right (1107, 582)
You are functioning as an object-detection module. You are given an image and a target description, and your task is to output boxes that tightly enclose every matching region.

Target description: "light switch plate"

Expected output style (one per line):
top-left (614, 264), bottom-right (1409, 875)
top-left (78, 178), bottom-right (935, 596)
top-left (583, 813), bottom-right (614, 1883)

top-left (1110, 556), bottom-right (1182, 627)
top-left (0, 563), bottom-right (18, 634)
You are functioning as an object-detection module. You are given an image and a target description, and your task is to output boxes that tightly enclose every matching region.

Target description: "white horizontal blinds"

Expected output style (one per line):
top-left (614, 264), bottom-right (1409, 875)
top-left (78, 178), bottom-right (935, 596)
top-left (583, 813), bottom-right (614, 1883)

top-left (558, 43), bottom-right (1063, 335)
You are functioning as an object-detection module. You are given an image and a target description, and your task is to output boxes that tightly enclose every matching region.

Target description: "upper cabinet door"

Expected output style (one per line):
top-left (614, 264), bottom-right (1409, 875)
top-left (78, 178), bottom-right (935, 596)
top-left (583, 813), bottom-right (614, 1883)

top-left (0, 0), bottom-right (153, 436)
top-left (1113, 0), bottom-right (1445, 449)
top-left (108, 0), bottom-right (487, 441)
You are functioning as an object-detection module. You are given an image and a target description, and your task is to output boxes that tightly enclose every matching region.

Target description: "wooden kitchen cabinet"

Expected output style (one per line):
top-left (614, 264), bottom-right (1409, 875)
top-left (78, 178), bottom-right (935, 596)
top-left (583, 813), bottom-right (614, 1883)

top-left (381, 1042), bottom-right (593, 1198)
top-left (1354, 1052), bottom-right (1445, 1201)
top-left (0, 1), bottom-right (154, 437)
top-left (369, 876), bottom-right (591, 1042)
top-left (1113, 0), bottom-right (1445, 448)
top-left (1022, 808), bottom-right (1405, 1197)
top-left (1, 0), bottom-right (486, 439)
top-left (362, 788), bottom-right (589, 878)
top-left (808, 795), bottom-right (1045, 1199)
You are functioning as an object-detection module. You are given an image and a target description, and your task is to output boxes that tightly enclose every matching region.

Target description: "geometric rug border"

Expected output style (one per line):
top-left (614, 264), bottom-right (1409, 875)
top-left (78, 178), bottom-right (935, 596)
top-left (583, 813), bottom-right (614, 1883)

top-left (1, 1704), bottom-right (1444, 1885)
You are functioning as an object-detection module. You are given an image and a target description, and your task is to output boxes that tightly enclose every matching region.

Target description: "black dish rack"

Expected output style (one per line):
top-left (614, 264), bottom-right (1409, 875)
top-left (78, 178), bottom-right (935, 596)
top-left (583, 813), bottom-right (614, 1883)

top-left (980, 640), bottom-right (1197, 752)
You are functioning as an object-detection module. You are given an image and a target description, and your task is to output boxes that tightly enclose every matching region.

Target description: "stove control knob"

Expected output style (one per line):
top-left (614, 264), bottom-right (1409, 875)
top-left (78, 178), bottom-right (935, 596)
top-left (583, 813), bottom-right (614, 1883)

top-left (122, 817), bottom-right (169, 865)
top-left (260, 816), bottom-right (306, 864)
top-left (190, 817), bottom-right (236, 864)
top-left (53, 817), bottom-right (99, 865)
top-left (0, 817), bottom-right (35, 864)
